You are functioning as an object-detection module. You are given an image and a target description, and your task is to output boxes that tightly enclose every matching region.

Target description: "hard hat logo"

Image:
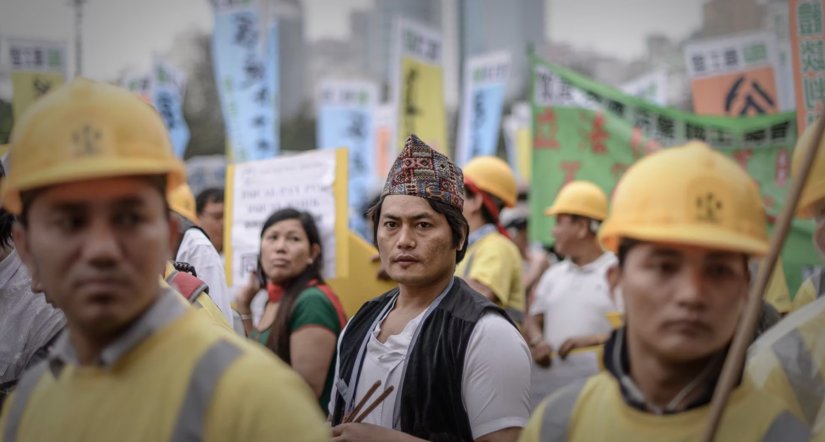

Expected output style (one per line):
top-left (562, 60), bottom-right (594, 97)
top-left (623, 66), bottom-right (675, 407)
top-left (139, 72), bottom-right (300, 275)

top-left (696, 193), bottom-right (724, 224)
top-left (71, 124), bottom-right (103, 157)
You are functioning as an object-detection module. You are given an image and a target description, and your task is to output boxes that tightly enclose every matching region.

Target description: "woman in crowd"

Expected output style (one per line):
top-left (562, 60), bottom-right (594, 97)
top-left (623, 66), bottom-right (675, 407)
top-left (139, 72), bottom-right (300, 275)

top-left (237, 208), bottom-right (347, 412)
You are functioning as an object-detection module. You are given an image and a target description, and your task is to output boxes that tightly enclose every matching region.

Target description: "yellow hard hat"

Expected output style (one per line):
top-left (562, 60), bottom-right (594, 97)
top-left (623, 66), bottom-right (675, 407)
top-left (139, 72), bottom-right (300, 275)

top-left (792, 121), bottom-right (825, 218)
top-left (1, 78), bottom-right (186, 214)
top-left (463, 156), bottom-right (518, 208)
top-left (599, 141), bottom-right (768, 256)
top-left (169, 183), bottom-right (199, 224)
top-left (544, 181), bottom-right (608, 221)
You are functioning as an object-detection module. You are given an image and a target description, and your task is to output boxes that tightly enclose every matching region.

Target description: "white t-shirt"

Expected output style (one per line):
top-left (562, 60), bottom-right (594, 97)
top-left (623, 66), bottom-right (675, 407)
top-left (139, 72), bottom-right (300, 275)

top-left (329, 311), bottom-right (531, 439)
top-left (176, 228), bottom-right (234, 325)
top-left (529, 252), bottom-right (619, 349)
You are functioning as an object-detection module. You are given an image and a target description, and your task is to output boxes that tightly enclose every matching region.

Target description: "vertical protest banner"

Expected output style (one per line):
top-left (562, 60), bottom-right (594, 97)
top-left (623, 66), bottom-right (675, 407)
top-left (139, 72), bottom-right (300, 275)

top-left (391, 18), bottom-right (447, 153)
top-left (7, 38), bottom-right (67, 119)
top-left (153, 58), bottom-right (191, 158)
top-left (456, 51), bottom-right (511, 166)
top-left (503, 101), bottom-right (532, 183)
top-left (373, 104), bottom-right (396, 182)
top-left (685, 32), bottom-right (782, 116)
top-left (224, 148), bottom-right (349, 286)
top-left (766, 1), bottom-right (797, 111)
top-left (620, 70), bottom-right (668, 106)
top-left (529, 56), bottom-right (819, 292)
top-left (211, 0), bottom-right (279, 162)
top-left (316, 79), bottom-right (378, 236)
top-left (789, 0), bottom-right (825, 131)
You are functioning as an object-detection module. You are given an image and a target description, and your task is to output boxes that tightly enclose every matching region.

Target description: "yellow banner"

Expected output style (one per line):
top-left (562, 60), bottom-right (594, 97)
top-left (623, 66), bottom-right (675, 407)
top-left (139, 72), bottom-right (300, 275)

top-left (327, 231), bottom-right (396, 317)
top-left (11, 71), bottom-right (65, 119)
top-left (396, 56), bottom-right (447, 153)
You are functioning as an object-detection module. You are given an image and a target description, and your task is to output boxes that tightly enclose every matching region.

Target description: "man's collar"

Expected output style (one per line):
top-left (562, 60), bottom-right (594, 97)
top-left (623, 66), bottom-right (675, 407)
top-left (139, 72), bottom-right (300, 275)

top-left (48, 288), bottom-right (187, 376)
top-left (603, 327), bottom-right (731, 414)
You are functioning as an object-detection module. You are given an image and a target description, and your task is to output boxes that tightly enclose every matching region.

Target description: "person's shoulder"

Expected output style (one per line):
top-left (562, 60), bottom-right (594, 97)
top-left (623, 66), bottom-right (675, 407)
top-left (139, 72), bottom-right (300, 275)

top-left (751, 295), bottom-right (825, 353)
top-left (482, 232), bottom-right (521, 255)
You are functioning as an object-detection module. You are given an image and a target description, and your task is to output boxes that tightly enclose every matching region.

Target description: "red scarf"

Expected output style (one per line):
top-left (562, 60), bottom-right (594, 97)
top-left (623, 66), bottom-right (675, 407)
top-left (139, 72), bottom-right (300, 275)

top-left (464, 178), bottom-right (510, 239)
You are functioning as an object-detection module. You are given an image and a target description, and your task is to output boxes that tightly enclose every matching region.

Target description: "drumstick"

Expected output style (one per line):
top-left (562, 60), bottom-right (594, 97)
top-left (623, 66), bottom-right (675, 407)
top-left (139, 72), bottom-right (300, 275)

top-left (353, 385), bottom-right (395, 423)
top-left (343, 380), bottom-right (381, 423)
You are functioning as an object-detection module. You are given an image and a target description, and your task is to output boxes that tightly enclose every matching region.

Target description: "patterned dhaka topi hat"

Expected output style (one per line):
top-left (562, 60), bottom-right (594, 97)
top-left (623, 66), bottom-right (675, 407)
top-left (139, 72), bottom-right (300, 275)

top-left (382, 134), bottom-right (464, 211)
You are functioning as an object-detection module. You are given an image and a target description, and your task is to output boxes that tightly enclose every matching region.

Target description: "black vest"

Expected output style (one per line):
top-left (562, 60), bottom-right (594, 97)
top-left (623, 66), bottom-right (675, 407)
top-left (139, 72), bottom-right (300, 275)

top-left (330, 277), bottom-right (512, 441)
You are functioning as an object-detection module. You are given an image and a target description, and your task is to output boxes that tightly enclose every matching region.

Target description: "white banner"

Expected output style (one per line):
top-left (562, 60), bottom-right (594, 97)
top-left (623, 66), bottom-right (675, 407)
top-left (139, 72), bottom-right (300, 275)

top-left (228, 150), bottom-right (339, 284)
top-left (620, 70), bottom-right (668, 106)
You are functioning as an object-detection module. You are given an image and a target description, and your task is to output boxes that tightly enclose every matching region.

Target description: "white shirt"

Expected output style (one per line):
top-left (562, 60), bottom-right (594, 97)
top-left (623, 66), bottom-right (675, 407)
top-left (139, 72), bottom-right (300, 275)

top-left (329, 311), bottom-right (531, 439)
top-left (529, 252), bottom-right (619, 349)
top-left (176, 228), bottom-right (234, 325)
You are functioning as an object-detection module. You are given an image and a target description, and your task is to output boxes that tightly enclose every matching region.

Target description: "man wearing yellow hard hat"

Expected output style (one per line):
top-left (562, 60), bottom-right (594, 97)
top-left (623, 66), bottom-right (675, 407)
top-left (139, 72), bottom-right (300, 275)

top-left (0, 79), bottom-right (328, 441)
top-left (522, 180), bottom-right (619, 408)
top-left (747, 121), bottom-right (825, 436)
top-left (458, 156), bottom-right (526, 321)
top-left (168, 182), bottom-right (234, 326)
top-left (520, 142), bottom-right (808, 441)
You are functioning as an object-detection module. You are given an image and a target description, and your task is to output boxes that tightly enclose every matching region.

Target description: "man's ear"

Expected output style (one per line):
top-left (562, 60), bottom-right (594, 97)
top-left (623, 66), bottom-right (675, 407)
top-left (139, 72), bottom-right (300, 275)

top-left (606, 264), bottom-right (622, 303)
top-left (168, 213), bottom-right (181, 260)
top-left (13, 221), bottom-right (33, 272)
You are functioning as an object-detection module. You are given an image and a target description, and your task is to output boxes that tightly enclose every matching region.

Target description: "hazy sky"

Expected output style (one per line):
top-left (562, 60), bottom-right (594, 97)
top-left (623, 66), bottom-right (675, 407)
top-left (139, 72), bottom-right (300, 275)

top-left (0, 0), bottom-right (706, 81)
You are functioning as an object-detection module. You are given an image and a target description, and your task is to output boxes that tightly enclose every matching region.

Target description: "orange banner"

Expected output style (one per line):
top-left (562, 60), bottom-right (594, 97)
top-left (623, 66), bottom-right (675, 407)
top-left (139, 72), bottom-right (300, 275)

top-left (691, 67), bottom-right (779, 116)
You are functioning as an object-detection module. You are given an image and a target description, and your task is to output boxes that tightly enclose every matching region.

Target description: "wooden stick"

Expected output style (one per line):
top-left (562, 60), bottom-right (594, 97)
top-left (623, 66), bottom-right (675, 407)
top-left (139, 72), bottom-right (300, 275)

top-left (343, 380), bottom-right (381, 424)
top-left (702, 115), bottom-right (825, 441)
top-left (353, 385), bottom-right (395, 424)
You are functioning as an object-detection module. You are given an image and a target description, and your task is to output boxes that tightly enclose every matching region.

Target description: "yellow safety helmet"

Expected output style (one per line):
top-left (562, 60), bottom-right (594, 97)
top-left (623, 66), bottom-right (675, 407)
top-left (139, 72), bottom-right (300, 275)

top-left (599, 141), bottom-right (768, 256)
top-left (544, 180), bottom-right (608, 221)
top-left (169, 183), bottom-right (199, 224)
top-left (792, 121), bottom-right (825, 218)
top-left (463, 156), bottom-right (518, 208)
top-left (1, 78), bottom-right (186, 214)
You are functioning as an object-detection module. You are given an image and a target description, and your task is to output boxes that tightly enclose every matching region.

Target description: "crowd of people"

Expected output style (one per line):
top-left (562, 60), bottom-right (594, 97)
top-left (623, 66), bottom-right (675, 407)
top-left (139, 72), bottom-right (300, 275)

top-left (0, 78), bottom-right (823, 441)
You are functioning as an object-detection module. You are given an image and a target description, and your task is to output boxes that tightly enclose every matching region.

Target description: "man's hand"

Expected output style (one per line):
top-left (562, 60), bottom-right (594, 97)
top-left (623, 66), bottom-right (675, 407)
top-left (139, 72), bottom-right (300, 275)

top-left (332, 423), bottom-right (424, 442)
top-left (530, 341), bottom-right (552, 368)
top-left (557, 334), bottom-right (608, 359)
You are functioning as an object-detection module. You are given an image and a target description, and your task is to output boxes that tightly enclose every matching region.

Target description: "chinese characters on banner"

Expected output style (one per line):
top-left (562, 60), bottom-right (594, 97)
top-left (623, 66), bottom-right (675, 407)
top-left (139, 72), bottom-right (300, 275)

top-left (391, 18), bottom-right (447, 153)
top-left (211, 0), bottom-right (279, 162)
top-left (7, 38), bottom-right (67, 119)
top-left (120, 59), bottom-right (191, 158)
top-left (790, 0), bottom-right (825, 131)
top-left (529, 57), bottom-right (819, 292)
top-left (456, 51), bottom-right (511, 166)
top-left (316, 79), bottom-right (378, 237)
top-left (153, 58), bottom-right (191, 158)
top-left (684, 32), bottom-right (782, 116)
top-left (620, 70), bottom-right (668, 106)
top-left (224, 149), bottom-right (349, 285)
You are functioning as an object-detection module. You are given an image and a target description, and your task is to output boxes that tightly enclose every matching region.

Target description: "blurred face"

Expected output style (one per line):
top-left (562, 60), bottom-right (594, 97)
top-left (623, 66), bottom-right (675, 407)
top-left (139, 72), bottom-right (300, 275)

top-left (619, 242), bottom-right (749, 363)
top-left (552, 214), bottom-right (586, 257)
top-left (198, 200), bottom-right (224, 253)
top-left (377, 195), bottom-right (462, 288)
top-left (259, 218), bottom-right (319, 285)
top-left (15, 177), bottom-right (173, 341)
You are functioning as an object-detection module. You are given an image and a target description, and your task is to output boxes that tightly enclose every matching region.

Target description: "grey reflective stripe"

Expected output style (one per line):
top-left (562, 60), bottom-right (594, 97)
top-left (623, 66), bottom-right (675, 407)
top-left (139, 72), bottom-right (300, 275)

top-left (771, 328), bottom-right (825, 424)
top-left (817, 269), bottom-right (825, 299)
top-left (3, 362), bottom-right (48, 442)
top-left (170, 339), bottom-right (242, 442)
top-left (761, 411), bottom-right (811, 442)
top-left (539, 378), bottom-right (587, 442)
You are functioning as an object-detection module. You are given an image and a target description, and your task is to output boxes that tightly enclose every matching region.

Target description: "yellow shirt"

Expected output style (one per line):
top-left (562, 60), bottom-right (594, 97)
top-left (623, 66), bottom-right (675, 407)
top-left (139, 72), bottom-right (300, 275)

top-left (520, 372), bottom-right (809, 442)
top-left (748, 294), bottom-right (825, 435)
top-left (0, 291), bottom-right (328, 442)
top-left (455, 230), bottom-right (525, 312)
top-left (790, 269), bottom-right (823, 313)
top-left (763, 261), bottom-right (791, 314)
top-left (162, 262), bottom-right (232, 331)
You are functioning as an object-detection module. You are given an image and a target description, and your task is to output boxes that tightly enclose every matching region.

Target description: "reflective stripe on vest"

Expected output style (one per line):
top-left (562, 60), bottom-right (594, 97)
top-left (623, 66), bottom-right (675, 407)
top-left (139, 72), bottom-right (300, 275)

top-left (539, 378), bottom-right (588, 442)
top-left (761, 410), bottom-right (811, 442)
top-left (771, 327), bottom-right (825, 425)
top-left (170, 339), bottom-right (242, 442)
top-left (3, 361), bottom-right (48, 442)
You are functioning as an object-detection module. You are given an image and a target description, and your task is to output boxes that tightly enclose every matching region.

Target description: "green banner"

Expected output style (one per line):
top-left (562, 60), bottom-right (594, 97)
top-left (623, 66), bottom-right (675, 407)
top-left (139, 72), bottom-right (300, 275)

top-left (529, 56), bottom-right (820, 293)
